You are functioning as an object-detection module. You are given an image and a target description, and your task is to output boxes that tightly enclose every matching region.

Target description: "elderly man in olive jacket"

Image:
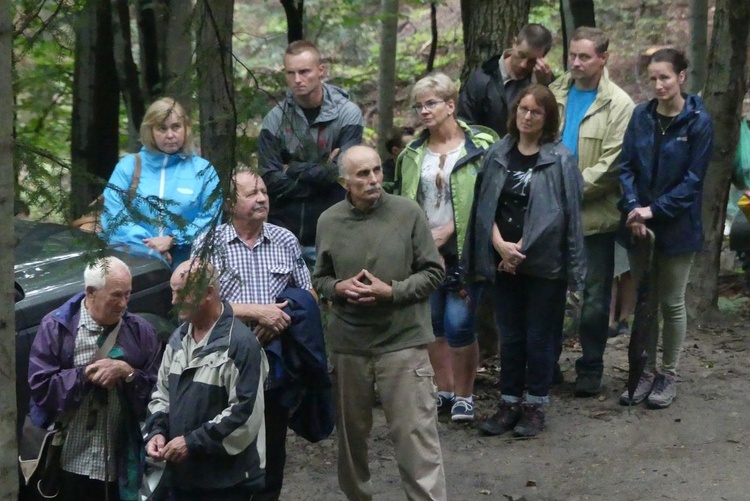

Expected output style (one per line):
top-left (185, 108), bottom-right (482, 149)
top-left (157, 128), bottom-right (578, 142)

top-left (313, 145), bottom-right (446, 501)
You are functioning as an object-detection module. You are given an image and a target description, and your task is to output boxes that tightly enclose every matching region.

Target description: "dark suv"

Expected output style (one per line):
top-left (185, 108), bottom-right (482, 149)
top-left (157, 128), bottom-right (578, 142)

top-left (14, 219), bottom-right (174, 440)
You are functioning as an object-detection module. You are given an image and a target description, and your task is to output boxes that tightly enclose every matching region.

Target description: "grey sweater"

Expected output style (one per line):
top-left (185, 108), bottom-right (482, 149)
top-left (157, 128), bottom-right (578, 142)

top-left (313, 191), bottom-right (444, 355)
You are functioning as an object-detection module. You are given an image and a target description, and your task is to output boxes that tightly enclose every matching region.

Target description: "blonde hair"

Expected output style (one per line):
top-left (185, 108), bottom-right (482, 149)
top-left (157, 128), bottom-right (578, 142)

top-left (411, 72), bottom-right (458, 103)
top-left (140, 97), bottom-right (194, 155)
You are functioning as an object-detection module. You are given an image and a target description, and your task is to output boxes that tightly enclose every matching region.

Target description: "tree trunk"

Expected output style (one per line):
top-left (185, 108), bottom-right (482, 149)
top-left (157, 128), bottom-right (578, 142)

top-left (280, 0), bottom-right (304, 43)
top-left (688, 0), bottom-right (709, 94)
top-left (376, 0), bottom-right (399, 160)
top-left (163, 0), bottom-right (194, 110)
top-left (0, 0), bottom-right (17, 496)
top-left (111, 0), bottom-right (146, 151)
top-left (70, 0), bottom-right (121, 216)
top-left (559, 0), bottom-right (596, 69)
top-left (426, 1), bottom-right (437, 74)
top-left (460, 0), bottom-right (530, 84)
top-left (135, 0), bottom-right (164, 103)
top-left (195, 0), bottom-right (235, 181)
top-left (686, 0), bottom-right (750, 320)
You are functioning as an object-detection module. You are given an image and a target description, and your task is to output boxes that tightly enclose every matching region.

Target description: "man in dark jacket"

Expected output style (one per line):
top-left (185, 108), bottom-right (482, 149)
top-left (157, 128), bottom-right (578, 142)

top-left (28, 257), bottom-right (161, 501)
top-left (458, 23), bottom-right (553, 138)
top-left (258, 40), bottom-right (364, 266)
top-left (144, 259), bottom-right (268, 500)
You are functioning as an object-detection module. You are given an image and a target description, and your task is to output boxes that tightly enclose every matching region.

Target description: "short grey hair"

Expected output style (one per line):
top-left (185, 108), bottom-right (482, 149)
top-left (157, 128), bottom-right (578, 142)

top-left (411, 72), bottom-right (458, 103)
top-left (84, 256), bottom-right (131, 290)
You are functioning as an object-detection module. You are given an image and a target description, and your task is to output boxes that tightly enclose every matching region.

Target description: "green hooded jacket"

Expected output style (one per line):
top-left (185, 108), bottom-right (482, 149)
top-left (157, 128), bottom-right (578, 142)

top-left (395, 120), bottom-right (498, 259)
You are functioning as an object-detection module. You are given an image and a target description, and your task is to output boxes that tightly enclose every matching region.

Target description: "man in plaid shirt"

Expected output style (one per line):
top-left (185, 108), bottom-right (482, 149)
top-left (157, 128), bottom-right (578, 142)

top-left (193, 170), bottom-right (315, 501)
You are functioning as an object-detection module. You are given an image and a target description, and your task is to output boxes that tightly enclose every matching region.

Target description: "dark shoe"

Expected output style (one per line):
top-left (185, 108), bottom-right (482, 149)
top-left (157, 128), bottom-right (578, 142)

top-left (436, 393), bottom-right (455, 415)
top-left (552, 363), bottom-right (564, 385)
top-left (450, 399), bottom-right (475, 422)
top-left (478, 400), bottom-right (522, 436)
top-left (619, 372), bottom-right (655, 406)
top-left (513, 403), bottom-right (545, 437)
top-left (616, 319), bottom-right (630, 337)
top-left (646, 373), bottom-right (677, 409)
top-left (575, 373), bottom-right (602, 397)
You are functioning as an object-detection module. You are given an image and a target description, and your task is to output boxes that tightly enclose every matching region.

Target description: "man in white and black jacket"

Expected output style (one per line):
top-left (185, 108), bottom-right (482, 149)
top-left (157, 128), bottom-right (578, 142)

top-left (144, 259), bottom-right (268, 501)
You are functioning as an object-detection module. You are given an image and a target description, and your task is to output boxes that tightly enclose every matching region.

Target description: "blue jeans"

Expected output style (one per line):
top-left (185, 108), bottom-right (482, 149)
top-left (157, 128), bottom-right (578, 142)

top-left (491, 272), bottom-right (567, 402)
top-left (575, 232), bottom-right (616, 377)
top-left (430, 284), bottom-right (479, 348)
top-left (301, 245), bottom-right (317, 271)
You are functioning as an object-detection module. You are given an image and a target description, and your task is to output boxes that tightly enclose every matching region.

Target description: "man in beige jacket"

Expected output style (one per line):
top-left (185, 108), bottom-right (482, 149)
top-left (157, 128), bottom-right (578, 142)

top-left (550, 26), bottom-right (634, 397)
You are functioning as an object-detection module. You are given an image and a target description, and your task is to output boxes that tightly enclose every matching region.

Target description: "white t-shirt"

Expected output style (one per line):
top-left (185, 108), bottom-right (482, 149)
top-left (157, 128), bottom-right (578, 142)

top-left (419, 143), bottom-right (464, 229)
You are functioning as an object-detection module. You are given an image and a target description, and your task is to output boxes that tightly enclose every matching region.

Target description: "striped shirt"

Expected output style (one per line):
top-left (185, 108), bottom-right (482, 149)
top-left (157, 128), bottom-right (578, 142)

top-left (60, 303), bottom-right (121, 481)
top-left (193, 222), bottom-right (312, 304)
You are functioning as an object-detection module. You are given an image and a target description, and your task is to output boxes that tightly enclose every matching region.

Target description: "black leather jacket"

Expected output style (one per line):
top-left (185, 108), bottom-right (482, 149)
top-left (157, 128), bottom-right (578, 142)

top-left (463, 137), bottom-right (587, 291)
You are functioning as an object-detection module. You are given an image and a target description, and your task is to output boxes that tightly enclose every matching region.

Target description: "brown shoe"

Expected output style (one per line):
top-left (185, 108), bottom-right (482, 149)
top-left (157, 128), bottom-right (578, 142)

top-left (513, 403), bottom-right (545, 437)
top-left (478, 400), bottom-right (522, 436)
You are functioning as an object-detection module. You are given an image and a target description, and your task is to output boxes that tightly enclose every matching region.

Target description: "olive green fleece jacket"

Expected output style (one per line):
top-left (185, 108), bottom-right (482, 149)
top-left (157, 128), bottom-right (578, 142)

top-left (312, 191), bottom-right (445, 355)
top-left (395, 120), bottom-right (498, 259)
top-left (549, 68), bottom-right (634, 235)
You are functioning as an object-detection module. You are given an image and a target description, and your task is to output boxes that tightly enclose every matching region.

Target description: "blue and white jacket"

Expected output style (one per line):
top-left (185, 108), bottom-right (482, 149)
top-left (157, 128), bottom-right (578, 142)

top-left (619, 95), bottom-right (714, 254)
top-left (101, 147), bottom-right (222, 260)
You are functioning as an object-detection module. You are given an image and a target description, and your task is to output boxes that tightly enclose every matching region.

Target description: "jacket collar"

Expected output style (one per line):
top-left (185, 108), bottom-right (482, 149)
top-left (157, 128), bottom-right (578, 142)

top-left (174, 301), bottom-right (236, 356)
top-left (490, 136), bottom-right (561, 170)
top-left (406, 120), bottom-right (493, 167)
top-left (285, 83), bottom-right (350, 124)
top-left (643, 94), bottom-right (706, 126)
top-left (557, 67), bottom-right (616, 102)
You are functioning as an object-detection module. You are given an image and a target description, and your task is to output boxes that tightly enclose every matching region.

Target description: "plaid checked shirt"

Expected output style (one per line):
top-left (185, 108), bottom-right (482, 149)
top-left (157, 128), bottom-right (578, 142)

top-left (59, 303), bottom-right (121, 481)
top-left (193, 222), bottom-right (312, 305)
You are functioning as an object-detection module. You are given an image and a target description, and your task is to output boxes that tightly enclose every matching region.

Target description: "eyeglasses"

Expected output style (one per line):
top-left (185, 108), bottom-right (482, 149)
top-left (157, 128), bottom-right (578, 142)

top-left (411, 100), bottom-right (445, 113)
top-left (517, 106), bottom-right (545, 119)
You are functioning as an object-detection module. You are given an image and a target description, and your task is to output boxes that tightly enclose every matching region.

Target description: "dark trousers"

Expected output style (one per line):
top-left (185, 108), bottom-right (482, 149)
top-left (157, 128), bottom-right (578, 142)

top-left (575, 232), bottom-right (616, 377)
top-left (251, 388), bottom-right (289, 501)
top-left (59, 470), bottom-right (119, 501)
top-left (491, 272), bottom-right (567, 399)
top-left (170, 485), bottom-right (253, 501)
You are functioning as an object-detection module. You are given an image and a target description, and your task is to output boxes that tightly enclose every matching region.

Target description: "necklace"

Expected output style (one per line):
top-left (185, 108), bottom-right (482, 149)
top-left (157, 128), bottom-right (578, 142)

top-left (657, 114), bottom-right (677, 135)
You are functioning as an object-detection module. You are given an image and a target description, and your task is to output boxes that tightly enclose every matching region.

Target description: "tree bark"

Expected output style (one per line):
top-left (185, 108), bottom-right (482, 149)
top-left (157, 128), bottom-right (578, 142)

top-left (686, 0), bottom-right (750, 320)
top-left (163, 0), bottom-right (194, 110)
top-left (559, 0), bottom-right (596, 69)
top-left (460, 0), bottom-right (530, 84)
top-left (135, 0), bottom-right (164, 103)
top-left (71, 0), bottom-right (121, 216)
top-left (376, 0), bottom-right (399, 160)
top-left (426, 1), bottom-right (437, 74)
top-left (0, 0), bottom-right (17, 496)
top-left (280, 0), bottom-right (304, 43)
top-left (111, 0), bottom-right (146, 151)
top-left (688, 0), bottom-right (709, 94)
top-left (195, 0), bottom-right (235, 181)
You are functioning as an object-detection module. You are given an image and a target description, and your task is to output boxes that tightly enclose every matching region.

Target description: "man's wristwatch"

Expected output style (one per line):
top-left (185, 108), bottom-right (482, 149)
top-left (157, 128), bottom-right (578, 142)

top-left (125, 370), bottom-right (136, 383)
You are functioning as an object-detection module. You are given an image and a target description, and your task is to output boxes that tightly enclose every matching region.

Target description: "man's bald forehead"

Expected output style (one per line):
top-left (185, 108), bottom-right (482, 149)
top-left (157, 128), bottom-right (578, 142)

top-left (340, 145), bottom-right (380, 170)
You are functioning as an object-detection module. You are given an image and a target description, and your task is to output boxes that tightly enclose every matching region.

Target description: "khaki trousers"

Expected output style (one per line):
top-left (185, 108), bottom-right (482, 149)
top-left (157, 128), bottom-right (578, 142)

top-left (331, 346), bottom-right (446, 501)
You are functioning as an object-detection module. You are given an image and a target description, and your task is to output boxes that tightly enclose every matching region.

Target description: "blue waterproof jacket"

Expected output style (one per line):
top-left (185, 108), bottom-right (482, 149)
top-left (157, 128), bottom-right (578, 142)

top-left (619, 95), bottom-right (714, 254)
top-left (101, 147), bottom-right (222, 261)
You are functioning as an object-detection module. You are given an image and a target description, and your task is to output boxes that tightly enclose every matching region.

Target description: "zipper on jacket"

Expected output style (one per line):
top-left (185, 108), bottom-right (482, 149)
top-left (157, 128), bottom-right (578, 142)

top-left (158, 155), bottom-right (168, 236)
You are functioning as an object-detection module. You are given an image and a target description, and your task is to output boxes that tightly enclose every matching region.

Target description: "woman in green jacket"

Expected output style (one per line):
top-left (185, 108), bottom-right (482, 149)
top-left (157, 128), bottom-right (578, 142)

top-left (396, 72), bottom-right (497, 423)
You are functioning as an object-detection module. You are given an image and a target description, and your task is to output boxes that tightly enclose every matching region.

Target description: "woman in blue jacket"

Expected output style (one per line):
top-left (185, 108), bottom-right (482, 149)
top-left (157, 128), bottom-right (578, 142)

top-left (101, 98), bottom-right (221, 267)
top-left (619, 48), bottom-right (713, 408)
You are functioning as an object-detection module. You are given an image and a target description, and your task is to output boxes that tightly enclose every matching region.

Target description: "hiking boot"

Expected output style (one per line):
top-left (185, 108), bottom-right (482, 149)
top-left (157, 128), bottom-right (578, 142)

top-left (646, 373), bottom-right (677, 409)
top-left (513, 403), bottom-right (545, 437)
top-left (436, 394), bottom-right (455, 415)
top-left (451, 399), bottom-right (475, 422)
top-left (575, 373), bottom-right (602, 397)
top-left (478, 400), bottom-right (522, 436)
top-left (617, 319), bottom-right (630, 337)
top-left (619, 372), bottom-right (656, 406)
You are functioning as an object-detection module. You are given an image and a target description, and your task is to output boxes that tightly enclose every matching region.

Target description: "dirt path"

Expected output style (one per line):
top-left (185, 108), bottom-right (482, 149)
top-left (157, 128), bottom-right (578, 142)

top-left (280, 311), bottom-right (750, 501)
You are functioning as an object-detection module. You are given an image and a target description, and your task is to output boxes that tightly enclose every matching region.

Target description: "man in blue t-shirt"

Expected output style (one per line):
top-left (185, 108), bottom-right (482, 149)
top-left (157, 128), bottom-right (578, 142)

top-left (550, 27), bottom-right (634, 397)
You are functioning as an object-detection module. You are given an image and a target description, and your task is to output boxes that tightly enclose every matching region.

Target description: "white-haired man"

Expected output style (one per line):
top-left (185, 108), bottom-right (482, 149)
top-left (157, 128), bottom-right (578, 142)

top-left (28, 257), bottom-right (161, 500)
